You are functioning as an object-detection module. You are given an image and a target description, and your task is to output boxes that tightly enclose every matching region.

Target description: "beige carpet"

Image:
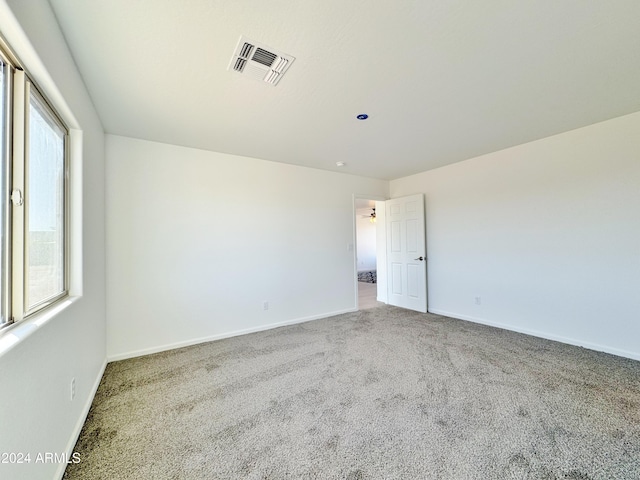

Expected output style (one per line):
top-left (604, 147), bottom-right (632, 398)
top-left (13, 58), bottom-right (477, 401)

top-left (64, 306), bottom-right (640, 479)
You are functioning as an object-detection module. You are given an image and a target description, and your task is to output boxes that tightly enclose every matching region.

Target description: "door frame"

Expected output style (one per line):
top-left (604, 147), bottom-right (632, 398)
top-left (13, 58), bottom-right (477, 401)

top-left (352, 194), bottom-right (387, 310)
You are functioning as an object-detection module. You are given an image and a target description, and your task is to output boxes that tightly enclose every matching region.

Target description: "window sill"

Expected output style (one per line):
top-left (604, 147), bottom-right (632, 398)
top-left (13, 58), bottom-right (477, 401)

top-left (0, 296), bottom-right (79, 358)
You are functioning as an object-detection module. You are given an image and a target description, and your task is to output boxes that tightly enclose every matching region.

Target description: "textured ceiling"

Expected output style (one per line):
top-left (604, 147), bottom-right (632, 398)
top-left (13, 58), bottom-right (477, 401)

top-left (48, 0), bottom-right (640, 180)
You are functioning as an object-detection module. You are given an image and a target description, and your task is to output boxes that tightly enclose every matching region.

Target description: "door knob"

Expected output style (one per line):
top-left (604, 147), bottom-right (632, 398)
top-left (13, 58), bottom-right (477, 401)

top-left (414, 256), bottom-right (424, 261)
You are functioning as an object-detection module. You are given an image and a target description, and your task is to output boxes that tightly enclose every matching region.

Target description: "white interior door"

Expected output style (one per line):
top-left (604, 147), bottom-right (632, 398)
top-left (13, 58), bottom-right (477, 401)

top-left (386, 194), bottom-right (427, 312)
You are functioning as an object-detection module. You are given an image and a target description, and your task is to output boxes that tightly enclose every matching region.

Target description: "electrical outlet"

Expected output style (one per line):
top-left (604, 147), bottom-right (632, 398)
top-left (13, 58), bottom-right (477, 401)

top-left (263, 301), bottom-right (269, 311)
top-left (70, 378), bottom-right (76, 401)
top-left (474, 296), bottom-right (481, 305)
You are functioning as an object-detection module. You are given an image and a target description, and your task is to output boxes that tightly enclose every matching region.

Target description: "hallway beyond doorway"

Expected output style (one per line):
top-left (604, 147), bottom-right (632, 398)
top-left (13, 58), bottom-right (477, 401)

top-left (358, 281), bottom-right (383, 310)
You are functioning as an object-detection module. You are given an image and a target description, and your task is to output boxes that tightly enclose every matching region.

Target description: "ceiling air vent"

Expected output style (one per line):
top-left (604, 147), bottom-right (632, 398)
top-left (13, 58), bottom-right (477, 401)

top-left (234, 57), bottom-right (247, 72)
top-left (228, 36), bottom-right (295, 86)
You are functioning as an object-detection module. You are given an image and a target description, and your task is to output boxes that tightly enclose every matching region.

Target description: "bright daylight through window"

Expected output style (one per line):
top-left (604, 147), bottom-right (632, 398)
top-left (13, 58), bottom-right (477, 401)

top-left (0, 40), bottom-right (68, 328)
top-left (26, 91), bottom-right (66, 311)
top-left (1, 57), bottom-right (8, 325)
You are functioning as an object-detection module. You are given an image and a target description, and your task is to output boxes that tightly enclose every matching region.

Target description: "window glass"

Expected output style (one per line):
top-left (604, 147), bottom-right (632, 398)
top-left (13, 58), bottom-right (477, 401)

top-left (26, 92), bottom-right (66, 310)
top-left (0, 60), bottom-right (6, 323)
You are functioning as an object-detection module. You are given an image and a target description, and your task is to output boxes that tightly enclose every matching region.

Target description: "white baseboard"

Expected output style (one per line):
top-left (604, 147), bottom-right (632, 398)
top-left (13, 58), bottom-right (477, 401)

top-left (428, 308), bottom-right (640, 361)
top-left (55, 359), bottom-right (107, 480)
top-left (107, 308), bottom-right (358, 362)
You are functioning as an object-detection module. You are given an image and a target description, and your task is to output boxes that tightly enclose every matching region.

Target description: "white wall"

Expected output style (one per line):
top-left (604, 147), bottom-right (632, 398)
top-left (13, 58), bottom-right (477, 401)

top-left (391, 111), bottom-right (640, 360)
top-left (355, 209), bottom-right (377, 271)
top-left (0, 1), bottom-right (106, 480)
top-left (106, 135), bottom-right (388, 360)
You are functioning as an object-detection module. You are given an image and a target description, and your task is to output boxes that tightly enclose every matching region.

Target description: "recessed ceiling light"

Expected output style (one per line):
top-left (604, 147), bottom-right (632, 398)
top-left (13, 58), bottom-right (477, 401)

top-left (336, 161), bottom-right (346, 167)
top-left (356, 114), bottom-right (368, 120)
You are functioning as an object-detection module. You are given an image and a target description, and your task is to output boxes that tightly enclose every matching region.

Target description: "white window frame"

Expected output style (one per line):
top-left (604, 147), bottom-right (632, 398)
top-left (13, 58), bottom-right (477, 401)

top-left (0, 38), bottom-right (71, 329)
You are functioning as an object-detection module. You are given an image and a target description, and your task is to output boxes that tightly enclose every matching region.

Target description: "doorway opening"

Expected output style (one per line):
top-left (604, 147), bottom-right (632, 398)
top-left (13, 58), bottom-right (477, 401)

top-left (354, 197), bottom-right (384, 310)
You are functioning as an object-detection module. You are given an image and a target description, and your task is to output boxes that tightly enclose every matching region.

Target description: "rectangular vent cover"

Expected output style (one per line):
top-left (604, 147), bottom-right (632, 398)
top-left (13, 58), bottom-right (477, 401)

top-left (228, 36), bottom-right (295, 86)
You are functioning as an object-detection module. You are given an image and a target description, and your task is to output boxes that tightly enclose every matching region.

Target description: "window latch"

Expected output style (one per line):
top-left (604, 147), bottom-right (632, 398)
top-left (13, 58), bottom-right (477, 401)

top-left (10, 189), bottom-right (23, 206)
